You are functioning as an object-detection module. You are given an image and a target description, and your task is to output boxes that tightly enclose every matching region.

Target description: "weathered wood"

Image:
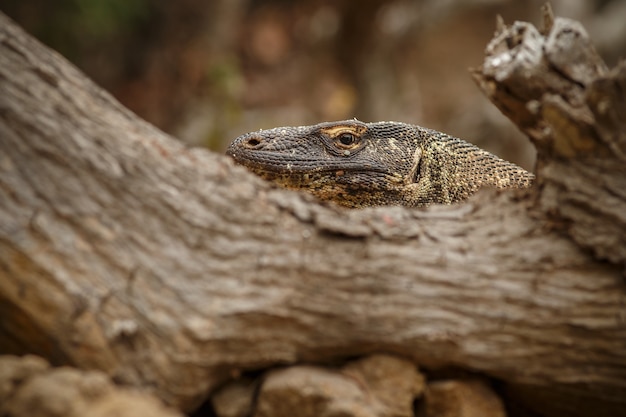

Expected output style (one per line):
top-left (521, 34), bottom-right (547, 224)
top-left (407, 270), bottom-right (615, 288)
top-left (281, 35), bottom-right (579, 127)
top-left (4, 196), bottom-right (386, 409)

top-left (0, 9), bottom-right (624, 417)
top-left (472, 4), bottom-right (626, 264)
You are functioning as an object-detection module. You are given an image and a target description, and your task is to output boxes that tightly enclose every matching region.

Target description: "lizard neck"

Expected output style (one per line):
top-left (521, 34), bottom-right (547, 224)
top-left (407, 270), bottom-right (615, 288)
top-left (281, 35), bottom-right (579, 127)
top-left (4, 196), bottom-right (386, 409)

top-left (406, 132), bottom-right (532, 206)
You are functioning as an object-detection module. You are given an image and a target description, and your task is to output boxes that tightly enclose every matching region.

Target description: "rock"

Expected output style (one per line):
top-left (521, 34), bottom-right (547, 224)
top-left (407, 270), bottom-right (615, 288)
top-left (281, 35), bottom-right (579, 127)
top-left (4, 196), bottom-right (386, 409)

top-left (0, 354), bottom-right (50, 403)
top-left (212, 377), bottom-right (257, 417)
top-left (422, 378), bottom-right (506, 417)
top-left (0, 355), bottom-right (181, 417)
top-left (342, 354), bottom-right (426, 417)
top-left (255, 365), bottom-right (377, 417)
top-left (255, 354), bottom-right (425, 417)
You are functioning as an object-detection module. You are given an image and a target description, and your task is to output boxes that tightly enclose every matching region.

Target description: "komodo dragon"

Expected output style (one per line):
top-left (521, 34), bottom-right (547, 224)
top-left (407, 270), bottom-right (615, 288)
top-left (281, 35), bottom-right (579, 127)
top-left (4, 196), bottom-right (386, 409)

top-left (226, 119), bottom-right (534, 208)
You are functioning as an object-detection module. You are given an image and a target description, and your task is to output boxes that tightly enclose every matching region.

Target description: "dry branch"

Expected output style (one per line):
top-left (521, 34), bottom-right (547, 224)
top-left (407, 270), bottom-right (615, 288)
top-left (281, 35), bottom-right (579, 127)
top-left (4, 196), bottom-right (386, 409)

top-left (0, 7), bottom-right (625, 417)
top-left (473, 4), bottom-right (626, 263)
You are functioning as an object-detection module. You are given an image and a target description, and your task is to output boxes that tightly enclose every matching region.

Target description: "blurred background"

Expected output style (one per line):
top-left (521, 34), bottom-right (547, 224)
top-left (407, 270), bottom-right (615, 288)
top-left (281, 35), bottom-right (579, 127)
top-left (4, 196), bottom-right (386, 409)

top-left (2, 0), bottom-right (624, 170)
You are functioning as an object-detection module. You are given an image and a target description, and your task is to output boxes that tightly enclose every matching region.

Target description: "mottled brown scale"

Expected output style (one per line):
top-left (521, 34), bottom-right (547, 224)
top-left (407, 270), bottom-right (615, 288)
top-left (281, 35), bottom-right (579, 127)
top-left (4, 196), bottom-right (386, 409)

top-left (226, 119), bottom-right (534, 208)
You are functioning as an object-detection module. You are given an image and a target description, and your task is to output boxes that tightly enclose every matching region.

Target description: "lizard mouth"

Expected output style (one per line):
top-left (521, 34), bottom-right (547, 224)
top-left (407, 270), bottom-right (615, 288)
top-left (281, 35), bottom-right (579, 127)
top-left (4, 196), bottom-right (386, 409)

top-left (228, 151), bottom-right (401, 195)
top-left (228, 149), bottom-right (391, 178)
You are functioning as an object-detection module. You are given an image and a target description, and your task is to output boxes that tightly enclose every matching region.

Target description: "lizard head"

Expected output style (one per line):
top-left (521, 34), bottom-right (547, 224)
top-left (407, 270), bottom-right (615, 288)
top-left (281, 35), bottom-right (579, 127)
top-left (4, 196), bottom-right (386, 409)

top-left (226, 119), bottom-right (423, 207)
top-left (227, 119), bottom-right (533, 207)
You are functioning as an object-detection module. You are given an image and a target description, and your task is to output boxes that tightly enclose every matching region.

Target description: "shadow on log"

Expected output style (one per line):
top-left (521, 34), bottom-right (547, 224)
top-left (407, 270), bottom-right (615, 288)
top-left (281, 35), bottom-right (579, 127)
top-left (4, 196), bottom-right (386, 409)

top-left (0, 4), bottom-right (625, 417)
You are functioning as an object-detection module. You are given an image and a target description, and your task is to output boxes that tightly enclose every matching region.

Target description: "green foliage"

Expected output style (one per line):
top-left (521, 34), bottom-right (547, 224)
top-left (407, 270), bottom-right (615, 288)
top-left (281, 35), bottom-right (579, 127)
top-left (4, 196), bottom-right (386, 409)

top-left (71, 0), bottom-right (149, 37)
top-left (2, 0), bottom-right (151, 59)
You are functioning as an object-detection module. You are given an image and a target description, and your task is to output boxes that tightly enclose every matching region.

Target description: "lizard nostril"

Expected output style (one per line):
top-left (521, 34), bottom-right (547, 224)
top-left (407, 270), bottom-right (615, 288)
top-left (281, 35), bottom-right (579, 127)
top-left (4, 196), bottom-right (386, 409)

top-left (245, 137), bottom-right (262, 148)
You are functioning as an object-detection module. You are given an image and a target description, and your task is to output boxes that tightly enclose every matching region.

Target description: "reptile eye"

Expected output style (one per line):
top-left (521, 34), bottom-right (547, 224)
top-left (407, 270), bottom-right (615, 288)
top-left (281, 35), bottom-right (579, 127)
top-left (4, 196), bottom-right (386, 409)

top-left (337, 133), bottom-right (357, 147)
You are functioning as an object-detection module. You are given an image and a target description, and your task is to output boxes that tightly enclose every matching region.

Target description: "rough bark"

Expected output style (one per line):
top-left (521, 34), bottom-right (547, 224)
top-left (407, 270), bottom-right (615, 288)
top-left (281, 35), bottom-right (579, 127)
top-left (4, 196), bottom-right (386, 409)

top-left (0, 7), bottom-right (624, 417)
top-left (472, 4), bottom-right (626, 264)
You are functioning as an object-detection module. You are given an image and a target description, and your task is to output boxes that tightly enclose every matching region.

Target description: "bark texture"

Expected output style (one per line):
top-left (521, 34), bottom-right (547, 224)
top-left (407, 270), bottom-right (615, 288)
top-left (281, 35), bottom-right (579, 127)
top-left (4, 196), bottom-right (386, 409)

top-left (0, 7), bottom-right (625, 417)
top-left (472, 5), bottom-right (626, 264)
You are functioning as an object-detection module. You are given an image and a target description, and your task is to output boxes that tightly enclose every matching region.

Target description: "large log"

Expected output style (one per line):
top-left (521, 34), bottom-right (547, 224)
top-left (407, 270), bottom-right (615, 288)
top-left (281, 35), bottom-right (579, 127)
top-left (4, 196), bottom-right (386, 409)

top-left (0, 7), bottom-right (624, 417)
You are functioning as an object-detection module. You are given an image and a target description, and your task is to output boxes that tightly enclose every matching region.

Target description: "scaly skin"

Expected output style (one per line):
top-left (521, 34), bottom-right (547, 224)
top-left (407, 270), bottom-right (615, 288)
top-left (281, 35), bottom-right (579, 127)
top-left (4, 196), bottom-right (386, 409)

top-left (227, 119), bottom-right (534, 208)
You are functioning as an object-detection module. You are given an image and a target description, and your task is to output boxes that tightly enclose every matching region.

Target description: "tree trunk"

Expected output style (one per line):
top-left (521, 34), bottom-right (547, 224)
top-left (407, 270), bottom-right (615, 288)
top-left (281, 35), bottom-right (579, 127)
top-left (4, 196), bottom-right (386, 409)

top-left (0, 7), bottom-right (625, 417)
